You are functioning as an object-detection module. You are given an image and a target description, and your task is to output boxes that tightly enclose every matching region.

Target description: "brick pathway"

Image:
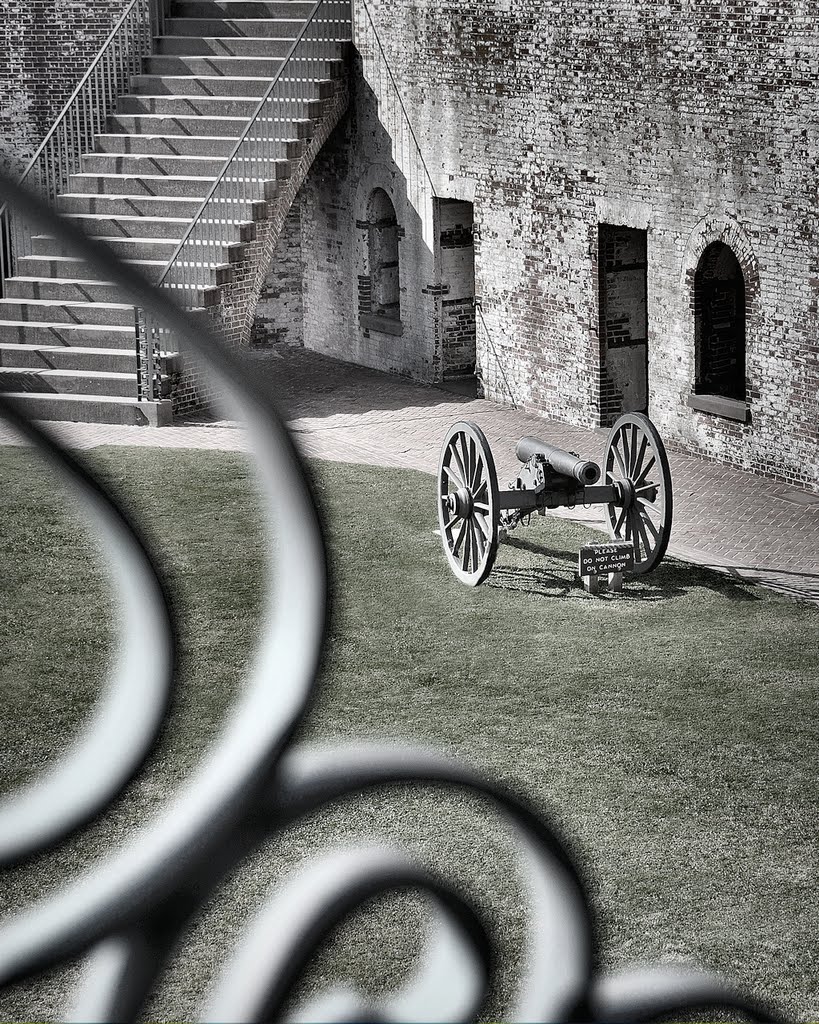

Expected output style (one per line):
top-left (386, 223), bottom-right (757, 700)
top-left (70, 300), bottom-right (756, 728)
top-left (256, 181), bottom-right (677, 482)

top-left (2, 345), bottom-right (818, 603)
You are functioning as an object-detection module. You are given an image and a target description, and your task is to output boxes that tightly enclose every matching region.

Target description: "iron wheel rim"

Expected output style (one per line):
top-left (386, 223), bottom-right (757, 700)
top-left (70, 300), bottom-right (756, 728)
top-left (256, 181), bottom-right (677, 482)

top-left (604, 413), bottom-right (673, 575)
top-left (437, 421), bottom-right (500, 586)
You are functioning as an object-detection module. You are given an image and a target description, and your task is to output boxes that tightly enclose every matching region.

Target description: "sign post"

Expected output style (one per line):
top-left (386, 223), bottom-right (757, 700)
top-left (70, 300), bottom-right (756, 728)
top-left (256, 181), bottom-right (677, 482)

top-left (578, 541), bottom-right (635, 593)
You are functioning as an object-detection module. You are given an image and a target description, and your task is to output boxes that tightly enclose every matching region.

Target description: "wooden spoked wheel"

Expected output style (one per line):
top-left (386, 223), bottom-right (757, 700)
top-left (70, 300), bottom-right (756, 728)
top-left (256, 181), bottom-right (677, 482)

top-left (437, 421), bottom-right (500, 586)
top-left (603, 413), bottom-right (673, 575)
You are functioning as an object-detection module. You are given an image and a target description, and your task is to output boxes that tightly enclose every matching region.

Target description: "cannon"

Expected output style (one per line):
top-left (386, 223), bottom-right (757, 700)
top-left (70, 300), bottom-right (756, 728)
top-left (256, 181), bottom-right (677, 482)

top-left (436, 412), bottom-right (673, 586)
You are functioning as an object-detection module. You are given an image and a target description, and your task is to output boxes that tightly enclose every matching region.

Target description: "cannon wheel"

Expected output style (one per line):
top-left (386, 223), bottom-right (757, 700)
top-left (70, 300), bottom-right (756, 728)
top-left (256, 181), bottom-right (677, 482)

top-left (437, 421), bottom-right (500, 586)
top-left (603, 413), bottom-right (673, 575)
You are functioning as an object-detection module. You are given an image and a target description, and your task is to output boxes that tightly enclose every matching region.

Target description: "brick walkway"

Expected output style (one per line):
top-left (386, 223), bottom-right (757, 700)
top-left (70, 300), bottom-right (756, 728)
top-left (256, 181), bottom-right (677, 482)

top-left (2, 345), bottom-right (818, 603)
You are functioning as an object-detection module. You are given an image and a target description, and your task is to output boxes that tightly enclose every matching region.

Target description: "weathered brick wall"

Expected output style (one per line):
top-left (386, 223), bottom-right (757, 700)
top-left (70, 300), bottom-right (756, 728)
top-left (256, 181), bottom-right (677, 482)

top-left (325, 0), bottom-right (818, 488)
top-left (0, 0), bottom-right (129, 173)
top-left (295, 64), bottom-right (440, 381)
top-left (251, 203), bottom-right (305, 348)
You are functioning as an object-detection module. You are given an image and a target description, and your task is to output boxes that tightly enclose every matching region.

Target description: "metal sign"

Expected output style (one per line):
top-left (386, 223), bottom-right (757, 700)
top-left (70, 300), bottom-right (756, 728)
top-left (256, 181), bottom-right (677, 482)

top-left (578, 541), bottom-right (635, 578)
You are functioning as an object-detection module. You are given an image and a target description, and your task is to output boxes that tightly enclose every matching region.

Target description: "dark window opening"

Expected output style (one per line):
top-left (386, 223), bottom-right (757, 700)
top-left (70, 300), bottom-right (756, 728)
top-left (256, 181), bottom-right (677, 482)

top-left (695, 241), bottom-right (745, 401)
top-left (367, 188), bottom-right (400, 321)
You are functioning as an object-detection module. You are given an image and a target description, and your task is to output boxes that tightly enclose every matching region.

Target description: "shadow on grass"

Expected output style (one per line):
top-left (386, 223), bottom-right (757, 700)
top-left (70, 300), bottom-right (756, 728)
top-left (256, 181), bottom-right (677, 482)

top-left (490, 537), bottom-right (761, 603)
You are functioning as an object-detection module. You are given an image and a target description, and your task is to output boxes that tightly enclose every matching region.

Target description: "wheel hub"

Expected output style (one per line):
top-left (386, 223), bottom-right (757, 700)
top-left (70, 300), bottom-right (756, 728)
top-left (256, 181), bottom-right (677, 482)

top-left (615, 478), bottom-right (635, 508)
top-left (447, 486), bottom-right (474, 518)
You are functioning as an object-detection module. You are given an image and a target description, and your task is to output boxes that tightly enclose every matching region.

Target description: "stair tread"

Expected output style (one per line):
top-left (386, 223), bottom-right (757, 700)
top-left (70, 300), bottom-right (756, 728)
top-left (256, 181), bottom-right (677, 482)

top-left (121, 92), bottom-right (290, 100)
top-left (155, 34), bottom-right (297, 41)
top-left (110, 114), bottom-right (251, 122)
top-left (0, 320), bottom-right (135, 331)
top-left (10, 277), bottom-right (118, 286)
top-left (70, 172), bottom-right (218, 180)
top-left (0, 298), bottom-right (133, 309)
top-left (0, 344), bottom-right (137, 355)
top-left (20, 255), bottom-right (165, 264)
top-left (166, 16), bottom-right (315, 21)
top-left (137, 73), bottom-right (321, 80)
top-left (96, 134), bottom-right (244, 142)
top-left (35, 235), bottom-right (180, 244)
top-left (0, 391), bottom-right (146, 404)
top-left (87, 152), bottom-right (230, 161)
top-left (59, 193), bottom-right (210, 202)
top-left (64, 214), bottom-right (192, 224)
top-left (0, 367), bottom-right (136, 380)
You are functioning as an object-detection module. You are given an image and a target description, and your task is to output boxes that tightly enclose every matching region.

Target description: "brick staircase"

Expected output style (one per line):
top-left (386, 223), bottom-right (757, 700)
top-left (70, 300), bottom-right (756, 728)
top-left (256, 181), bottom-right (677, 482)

top-left (0, 0), bottom-right (347, 425)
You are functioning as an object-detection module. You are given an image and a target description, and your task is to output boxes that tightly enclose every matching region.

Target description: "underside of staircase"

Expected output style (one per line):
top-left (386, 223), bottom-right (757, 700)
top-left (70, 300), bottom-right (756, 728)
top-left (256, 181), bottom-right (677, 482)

top-left (0, 0), bottom-right (348, 425)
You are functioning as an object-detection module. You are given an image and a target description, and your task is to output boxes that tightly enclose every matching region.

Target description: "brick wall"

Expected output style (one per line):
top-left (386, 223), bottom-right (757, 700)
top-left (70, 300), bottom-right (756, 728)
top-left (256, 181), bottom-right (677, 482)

top-left (0, 0), bottom-right (129, 174)
top-left (251, 203), bottom-right (305, 348)
top-left (310, 0), bottom-right (818, 488)
top-left (293, 65), bottom-right (441, 381)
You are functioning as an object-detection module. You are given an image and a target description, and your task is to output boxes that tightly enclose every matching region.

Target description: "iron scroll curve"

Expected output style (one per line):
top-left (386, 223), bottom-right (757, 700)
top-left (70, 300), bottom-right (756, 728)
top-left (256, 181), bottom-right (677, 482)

top-left (0, 172), bottom-right (779, 1023)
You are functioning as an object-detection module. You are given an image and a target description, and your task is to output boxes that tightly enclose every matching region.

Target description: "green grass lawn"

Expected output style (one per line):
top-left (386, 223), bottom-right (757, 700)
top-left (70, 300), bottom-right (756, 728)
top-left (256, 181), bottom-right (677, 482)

top-left (0, 445), bottom-right (817, 1020)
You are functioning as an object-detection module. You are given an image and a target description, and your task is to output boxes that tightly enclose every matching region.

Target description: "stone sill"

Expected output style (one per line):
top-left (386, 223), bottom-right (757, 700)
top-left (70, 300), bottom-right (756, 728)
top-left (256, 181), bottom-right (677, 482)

top-left (360, 313), bottom-right (404, 337)
top-left (687, 392), bottom-right (751, 423)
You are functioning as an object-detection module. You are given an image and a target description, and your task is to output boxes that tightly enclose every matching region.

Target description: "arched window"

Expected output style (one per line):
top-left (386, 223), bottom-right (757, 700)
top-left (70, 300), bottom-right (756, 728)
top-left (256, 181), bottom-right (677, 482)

top-left (367, 188), bottom-right (400, 321)
top-left (694, 242), bottom-right (745, 400)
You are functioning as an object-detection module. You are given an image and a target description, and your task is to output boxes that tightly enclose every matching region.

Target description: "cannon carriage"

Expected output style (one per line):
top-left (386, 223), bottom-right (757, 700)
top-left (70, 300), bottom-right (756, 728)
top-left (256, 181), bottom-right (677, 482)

top-left (436, 413), bottom-right (673, 586)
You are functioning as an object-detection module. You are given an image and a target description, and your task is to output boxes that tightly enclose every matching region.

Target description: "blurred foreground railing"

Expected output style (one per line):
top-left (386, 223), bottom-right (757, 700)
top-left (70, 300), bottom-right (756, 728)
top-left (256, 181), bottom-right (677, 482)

top-left (0, 172), bottom-right (779, 1023)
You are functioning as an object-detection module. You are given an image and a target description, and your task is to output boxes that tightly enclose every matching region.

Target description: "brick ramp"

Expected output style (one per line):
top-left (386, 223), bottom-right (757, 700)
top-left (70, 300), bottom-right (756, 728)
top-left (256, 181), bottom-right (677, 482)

top-left (1, 346), bottom-right (817, 603)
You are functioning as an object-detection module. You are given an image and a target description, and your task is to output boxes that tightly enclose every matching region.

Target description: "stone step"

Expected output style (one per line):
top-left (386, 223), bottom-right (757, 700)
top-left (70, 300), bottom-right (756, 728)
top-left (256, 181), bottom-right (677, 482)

top-left (129, 71), bottom-right (333, 98)
top-left (68, 172), bottom-right (217, 198)
top-left (155, 34), bottom-right (296, 56)
top-left (81, 151), bottom-right (229, 177)
top-left (3, 278), bottom-right (121, 303)
top-left (0, 344), bottom-right (139, 373)
top-left (0, 298), bottom-right (136, 326)
top-left (130, 74), bottom-right (277, 98)
top-left (117, 93), bottom-right (269, 117)
top-left (17, 255), bottom-right (166, 283)
top-left (58, 193), bottom-right (205, 219)
top-left (108, 103), bottom-right (323, 135)
top-left (63, 213), bottom-right (191, 240)
top-left (32, 233), bottom-right (180, 262)
top-left (0, 320), bottom-right (138, 348)
top-left (95, 133), bottom-right (240, 157)
top-left (143, 53), bottom-right (289, 77)
top-left (162, 17), bottom-right (306, 38)
top-left (95, 127), bottom-right (313, 157)
top-left (0, 366), bottom-right (138, 398)
top-left (0, 391), bottom-right (173, 425)
top-left (170, 2), bottom-right (315, 21)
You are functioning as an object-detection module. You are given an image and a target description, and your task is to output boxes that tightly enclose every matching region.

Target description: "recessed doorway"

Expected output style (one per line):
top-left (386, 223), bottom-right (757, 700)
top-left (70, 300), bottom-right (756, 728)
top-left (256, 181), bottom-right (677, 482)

top-left (599, 224), bottom-right (648, 422)
top-left (437, 198), bottom-right (477, 382)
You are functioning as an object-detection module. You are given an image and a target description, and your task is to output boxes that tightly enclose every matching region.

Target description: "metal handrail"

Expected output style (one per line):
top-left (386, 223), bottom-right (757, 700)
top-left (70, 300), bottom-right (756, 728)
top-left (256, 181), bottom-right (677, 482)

top-left (356, 0), bottom-right (437, 198)
top-left (0, 0), bottom-right (166, 293)
top-left (153, 0), bottom-right (332, 291)
top-left (137, 0), bottom-right (352, 401)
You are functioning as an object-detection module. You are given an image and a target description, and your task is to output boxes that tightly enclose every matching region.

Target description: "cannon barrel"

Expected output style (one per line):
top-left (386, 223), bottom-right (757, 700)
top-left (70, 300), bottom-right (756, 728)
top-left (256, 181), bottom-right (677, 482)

top-left (515, 436), bottom-right (601, 485)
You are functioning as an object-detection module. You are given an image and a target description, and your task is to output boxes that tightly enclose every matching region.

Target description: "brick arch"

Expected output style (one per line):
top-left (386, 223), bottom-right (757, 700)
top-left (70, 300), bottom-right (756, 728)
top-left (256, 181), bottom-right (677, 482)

top-left (681, 215), bottom-right (761, 409)
top-left (353, 165), bottom-right (404, 325)
top-left (681, 214), bottom-right (760, 308)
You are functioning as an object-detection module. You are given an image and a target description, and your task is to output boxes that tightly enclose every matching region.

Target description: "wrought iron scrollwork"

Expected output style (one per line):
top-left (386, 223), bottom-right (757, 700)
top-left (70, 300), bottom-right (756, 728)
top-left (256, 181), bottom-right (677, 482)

top-left (0, 172), bottom-right (779, 1022)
